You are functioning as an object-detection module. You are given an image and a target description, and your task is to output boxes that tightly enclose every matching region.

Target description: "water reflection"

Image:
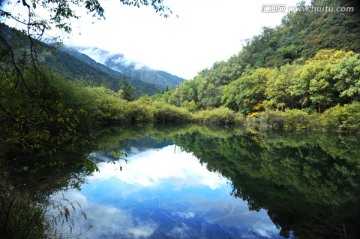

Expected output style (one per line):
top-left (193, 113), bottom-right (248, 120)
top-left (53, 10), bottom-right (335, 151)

top-left (172, 128), bottom-right (360, 239)
top-left (0, 150), bottom-right (97, 238)
top-left (2, 124), bottom-right (359, 238)
top-left (56, 144), bottom-right (284, 238)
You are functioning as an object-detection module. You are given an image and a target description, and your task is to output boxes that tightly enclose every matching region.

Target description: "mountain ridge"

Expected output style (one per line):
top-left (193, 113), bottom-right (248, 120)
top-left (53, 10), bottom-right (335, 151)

top-left (0, 23), bottom-right (184, 97)
top-left (71, 46), bottom-right (184, 89)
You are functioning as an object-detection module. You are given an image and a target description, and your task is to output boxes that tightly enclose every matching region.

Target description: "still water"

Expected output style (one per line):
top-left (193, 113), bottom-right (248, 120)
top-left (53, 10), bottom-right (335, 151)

top-left (54, 142), bottom-right (284, 239)
top-left (2, 124), bottom-right (359, 238)
top-left (47, 125), bottom-right (360, 239)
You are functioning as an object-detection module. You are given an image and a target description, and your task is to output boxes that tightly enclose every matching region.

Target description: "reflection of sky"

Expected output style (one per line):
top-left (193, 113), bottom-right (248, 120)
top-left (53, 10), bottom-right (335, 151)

top-left (52, 145), bottom-right (284, 239)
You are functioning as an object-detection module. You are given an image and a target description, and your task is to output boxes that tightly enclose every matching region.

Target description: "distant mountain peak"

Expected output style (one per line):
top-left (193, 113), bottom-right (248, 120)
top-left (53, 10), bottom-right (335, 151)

top-left (70, 46), bottom-right (184, 89)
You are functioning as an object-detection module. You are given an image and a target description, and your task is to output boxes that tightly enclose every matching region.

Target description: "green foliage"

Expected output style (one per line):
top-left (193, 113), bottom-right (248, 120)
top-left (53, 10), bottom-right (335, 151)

top-left (222, 68), bottom-right (273, 114)
top-left (1, 0), bottom-right (360, 162)
top-left (0, 190), bottom-right (48, 239)
top-left (119, 75), bottom-right (134, 101)
top-left (317, 102), bottom-right (360, 132)
top-left (265, 64), bottom-right (303, 111)
top-left (181, 100), bottom-right (198, 113)
top-left (151, 101), bottom-right (192, 123)
top-left (125, 98), bottom-right (155, 123)
top-left (182, 0), bottom-right (359, 93)
top-left (87, 86), bottom-right (128, 122)
top-left (0, 68), bottom-right (95, 154)
top-left (333, 53), bottom-right (360, 101)
top-left (193, 107), bottom-right (239, 125)
top-left (249, 109), bottom-right (310, 130)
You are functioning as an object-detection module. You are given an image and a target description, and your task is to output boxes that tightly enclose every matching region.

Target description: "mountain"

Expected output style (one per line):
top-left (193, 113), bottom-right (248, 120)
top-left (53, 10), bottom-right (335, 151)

top-left (50, 46), bottom-right (161, 96)
top-left (0, 23), bottom-right (160, 97)
top-left (73, 47), bottom-right (184, 89)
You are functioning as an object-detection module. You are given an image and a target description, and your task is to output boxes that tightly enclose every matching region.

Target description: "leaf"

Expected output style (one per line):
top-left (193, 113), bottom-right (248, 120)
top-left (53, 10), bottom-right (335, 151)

top-left (64, 207), bottom-right (70, 222)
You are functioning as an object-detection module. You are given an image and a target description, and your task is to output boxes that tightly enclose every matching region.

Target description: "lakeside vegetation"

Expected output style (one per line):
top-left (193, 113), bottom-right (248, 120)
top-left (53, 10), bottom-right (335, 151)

top-left (1, 0), bottom-right (360, 159)
top-left (0, 0), bottom-right (359, 149)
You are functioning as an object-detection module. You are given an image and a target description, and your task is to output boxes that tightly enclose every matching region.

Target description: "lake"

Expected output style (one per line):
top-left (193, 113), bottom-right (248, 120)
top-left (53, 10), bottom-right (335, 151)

top-left (2, 124), bottom-right (360, 238)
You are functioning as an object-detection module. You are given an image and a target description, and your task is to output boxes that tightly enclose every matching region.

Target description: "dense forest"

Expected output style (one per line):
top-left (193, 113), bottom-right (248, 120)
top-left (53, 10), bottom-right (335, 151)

top-left (158, 0), bottom-right (360, 129)
top-left (1, 0), bottom-right (360, 158)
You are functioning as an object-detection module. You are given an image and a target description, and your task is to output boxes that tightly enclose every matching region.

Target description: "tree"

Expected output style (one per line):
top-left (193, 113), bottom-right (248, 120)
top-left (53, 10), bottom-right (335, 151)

top-left (222, 68), bottom-right (272, 115)
top-left (119, 75), bottom-right (134, 101)
top-left (333, 53), bottom-right (360, 102)
top-left (266, 64), bottom-right (303, 111)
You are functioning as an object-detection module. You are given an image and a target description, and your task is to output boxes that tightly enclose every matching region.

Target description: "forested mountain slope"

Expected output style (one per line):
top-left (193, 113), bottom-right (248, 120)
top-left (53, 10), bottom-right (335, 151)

top-left (160, 0), bottom-right (360, 115)
top-left (0, 23), bottom-right (160, 97)
top-left (70, 47), bottom-right (184, 88)
top-left (48, 46), bottom-right (161, 96)
top-left (195, 0), bottom-right (360, 88)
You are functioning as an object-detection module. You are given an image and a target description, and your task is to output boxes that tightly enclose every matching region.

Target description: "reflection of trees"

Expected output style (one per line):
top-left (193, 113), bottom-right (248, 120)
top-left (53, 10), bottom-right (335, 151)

top-left (2, 124), bottom-right (359, 238)
top-left (174, 129), bottom-right (360, 239)
top-left (52, 124), bottom-right (360, 238)
top-left (0, 150), bottom-right (97, 238)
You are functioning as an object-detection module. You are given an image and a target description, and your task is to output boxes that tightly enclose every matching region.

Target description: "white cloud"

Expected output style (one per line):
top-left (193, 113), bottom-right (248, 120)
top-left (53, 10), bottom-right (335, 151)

top-left (90, 145), bottom-right (227, 190)
top-left (78, 47), bottom-right (113, 65)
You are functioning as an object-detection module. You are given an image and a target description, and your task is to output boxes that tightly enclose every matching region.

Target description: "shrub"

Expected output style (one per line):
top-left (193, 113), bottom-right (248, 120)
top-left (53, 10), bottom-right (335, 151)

top-left (253, 109), bottom-right (310, 130)
top-left (181, 100), bottom-right (198, 113)
top-left (126, 101), bottom-right (154, 123)
top-left (194, 107), bottom-right (236, 125)
top-left (346, 102), bottom-right (360, 132)
top-left (87, 87), bottom-right (128, 123)
top-left (318, 104), bottom-right (348, 131)
top-left (282, 109), bottom-right (310, 130)
top-left (318, 102), bottom-right (360, 132)
top-left (152, 101), bottom-right (192, 123)
top-left (234, 112), bottom-right (246, 126)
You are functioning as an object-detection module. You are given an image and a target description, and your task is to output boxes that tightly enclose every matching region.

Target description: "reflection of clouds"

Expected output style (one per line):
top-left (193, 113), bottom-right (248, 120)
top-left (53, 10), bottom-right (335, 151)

top-left (50, 143), bottom-right (284, 239)
top-left (172, 211), bottom-right (195, 219)
top-left (167, 223), bottom-right (194, 238)
top-left (91, 145), bottom-right (227, 190)
top-left (54, 190), bottom-right (158, 239)
top-left (253, 223), bottom-right (281, 238)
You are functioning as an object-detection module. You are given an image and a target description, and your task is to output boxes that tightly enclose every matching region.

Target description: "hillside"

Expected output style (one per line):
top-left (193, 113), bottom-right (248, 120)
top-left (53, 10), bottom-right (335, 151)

top-left (73, 47), bottom-right (184, 89)
top-left (160, 0), bottom-right (360, 112)
top-left (195, 0), bottom-right (360, 89)
top-left (0, 23), bottom-right (160, 97)
top-left (48, 46), bottom-right (161, 97)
